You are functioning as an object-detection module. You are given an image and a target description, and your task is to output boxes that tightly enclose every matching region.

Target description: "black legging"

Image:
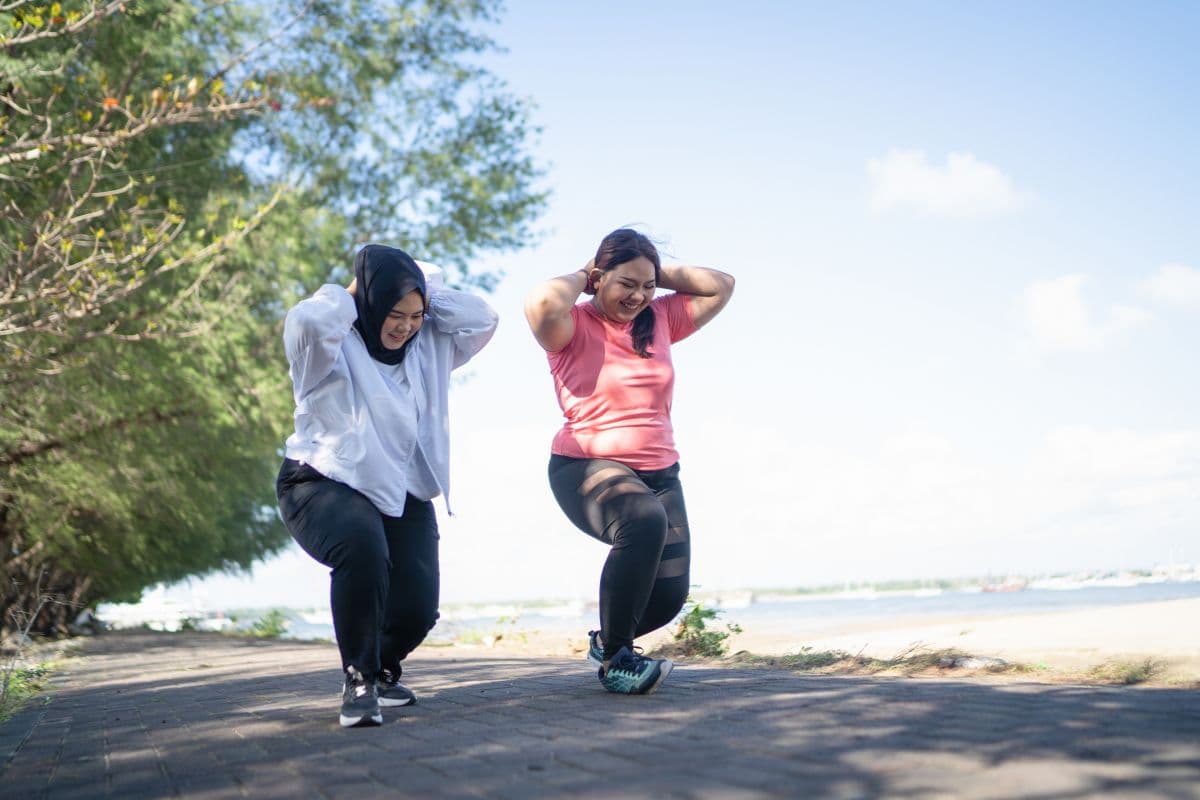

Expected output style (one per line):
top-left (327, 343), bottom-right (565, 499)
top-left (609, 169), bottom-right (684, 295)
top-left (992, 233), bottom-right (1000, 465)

top-left (548, 455), bottom-right (691, 659)
top-left (276, 459), bottom-right (439, 680)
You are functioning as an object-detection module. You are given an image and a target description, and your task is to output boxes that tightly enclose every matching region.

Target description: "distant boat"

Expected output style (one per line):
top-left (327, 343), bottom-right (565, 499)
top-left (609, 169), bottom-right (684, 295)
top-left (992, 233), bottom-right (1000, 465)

top-left (981, 579), bottom-right (1028, 593)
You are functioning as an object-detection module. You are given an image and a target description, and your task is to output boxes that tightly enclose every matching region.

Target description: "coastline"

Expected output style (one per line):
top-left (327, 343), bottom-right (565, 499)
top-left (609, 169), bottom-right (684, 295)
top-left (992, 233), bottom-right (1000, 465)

top-left (440, 596), bottom-right (1200, 685)
top-left (95, 579), bottom-right (1200, 686)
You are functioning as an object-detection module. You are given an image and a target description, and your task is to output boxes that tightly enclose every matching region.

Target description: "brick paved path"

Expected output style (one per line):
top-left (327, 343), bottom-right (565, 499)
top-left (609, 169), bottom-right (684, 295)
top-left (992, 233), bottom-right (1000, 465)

top-left (2, 631), bottom-right (1198, 798)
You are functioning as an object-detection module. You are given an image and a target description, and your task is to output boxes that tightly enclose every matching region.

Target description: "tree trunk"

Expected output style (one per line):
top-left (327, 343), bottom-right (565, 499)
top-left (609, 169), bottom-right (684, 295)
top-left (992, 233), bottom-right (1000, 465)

top-left (1, 527), bottom-right (90, 639)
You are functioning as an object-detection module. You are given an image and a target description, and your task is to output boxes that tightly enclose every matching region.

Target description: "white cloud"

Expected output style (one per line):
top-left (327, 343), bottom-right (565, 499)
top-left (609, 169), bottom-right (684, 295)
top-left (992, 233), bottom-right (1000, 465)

top-left (1023, 274), bottom-right (1150, 353)
top-left (867, 149), bottom-right (1025, 217)
top-left (1141, 263), bottom-right (1200, 309)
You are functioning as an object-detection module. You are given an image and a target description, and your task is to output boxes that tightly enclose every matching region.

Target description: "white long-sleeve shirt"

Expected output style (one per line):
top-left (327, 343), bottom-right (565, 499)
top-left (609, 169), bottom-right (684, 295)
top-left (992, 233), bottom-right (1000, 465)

top-left (282, 267), bottom-right (498, 516)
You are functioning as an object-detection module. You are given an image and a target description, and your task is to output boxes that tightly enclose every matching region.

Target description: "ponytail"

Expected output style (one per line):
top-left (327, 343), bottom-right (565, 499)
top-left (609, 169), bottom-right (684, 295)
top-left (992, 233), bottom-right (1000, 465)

top-left (632, 306), bottom-right (655, 358)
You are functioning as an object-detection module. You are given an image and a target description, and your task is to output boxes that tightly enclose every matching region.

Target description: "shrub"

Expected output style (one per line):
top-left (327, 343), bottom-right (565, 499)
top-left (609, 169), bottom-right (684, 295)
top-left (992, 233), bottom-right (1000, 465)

top-left (671, 598), bottom-right (743, 658)
top-left (245, 609), bottom-right (289, 638)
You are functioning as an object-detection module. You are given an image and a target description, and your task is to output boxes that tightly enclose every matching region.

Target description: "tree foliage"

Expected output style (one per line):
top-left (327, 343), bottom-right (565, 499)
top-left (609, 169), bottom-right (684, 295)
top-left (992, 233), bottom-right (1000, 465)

top-left (1, 0), bottom-right (545, 636)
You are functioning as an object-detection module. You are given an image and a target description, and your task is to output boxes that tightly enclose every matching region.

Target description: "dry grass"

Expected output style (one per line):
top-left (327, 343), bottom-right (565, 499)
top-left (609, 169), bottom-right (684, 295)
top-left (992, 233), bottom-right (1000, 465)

top-left (1086, 657), bottom-right (1165, 685)
top-left (719, 644), bottom-right (1199, 687)
top-left (727, 644), bottom-right (1038, 678)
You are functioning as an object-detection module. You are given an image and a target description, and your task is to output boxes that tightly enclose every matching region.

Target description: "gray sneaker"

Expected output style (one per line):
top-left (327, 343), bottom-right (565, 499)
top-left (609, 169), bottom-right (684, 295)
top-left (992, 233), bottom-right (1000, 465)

top-left (340, 666), bottom-right (382, 728)
top-left (376, 667), bottom-right (416, 707)
top-left (598, 646), bottom-right (673, 695)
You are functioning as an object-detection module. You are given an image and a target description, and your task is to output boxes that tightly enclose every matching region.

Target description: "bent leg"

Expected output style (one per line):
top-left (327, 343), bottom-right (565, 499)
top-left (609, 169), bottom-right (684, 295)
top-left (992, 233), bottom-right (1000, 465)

top-left (636, 464), bottom-right (692, 637)
top-left (276, 459), bottom-right (388, 679)
top-left (549, 456), bottom-right (669, 658)
top-left (379, 494), bottom-right (441, 668)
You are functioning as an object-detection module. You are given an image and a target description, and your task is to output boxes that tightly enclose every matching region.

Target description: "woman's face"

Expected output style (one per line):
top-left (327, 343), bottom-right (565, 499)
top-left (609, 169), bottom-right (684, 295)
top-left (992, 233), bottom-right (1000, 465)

top-left (380, 290), bottom-right (425, 349)
top-left (593, 257), bottom-right (656, 323)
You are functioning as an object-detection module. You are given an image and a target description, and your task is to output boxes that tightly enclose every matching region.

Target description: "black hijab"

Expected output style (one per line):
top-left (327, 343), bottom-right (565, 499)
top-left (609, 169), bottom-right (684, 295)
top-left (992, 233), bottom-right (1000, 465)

top-left (351, 244), bottom-right (427, 365)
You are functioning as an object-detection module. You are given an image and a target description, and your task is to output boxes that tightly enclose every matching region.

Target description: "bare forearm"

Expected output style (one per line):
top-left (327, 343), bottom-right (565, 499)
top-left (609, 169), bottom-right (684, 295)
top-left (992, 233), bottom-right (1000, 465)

top-left (658, 265), bottom-right (734, 297)
top-left (525, 263), bottom-right (593, 351)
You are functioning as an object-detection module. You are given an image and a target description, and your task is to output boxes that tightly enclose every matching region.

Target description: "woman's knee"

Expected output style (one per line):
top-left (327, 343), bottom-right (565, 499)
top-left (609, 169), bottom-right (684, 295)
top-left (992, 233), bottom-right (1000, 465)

top-left (329, 534), bottom-right (389, 585)
top-left (609, 495), bottom-right (669, 548)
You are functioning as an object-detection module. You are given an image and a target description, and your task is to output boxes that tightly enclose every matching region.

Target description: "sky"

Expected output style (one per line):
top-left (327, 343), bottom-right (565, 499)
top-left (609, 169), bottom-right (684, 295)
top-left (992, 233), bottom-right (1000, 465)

top-left (159, 1), bottom-right (1200, 610)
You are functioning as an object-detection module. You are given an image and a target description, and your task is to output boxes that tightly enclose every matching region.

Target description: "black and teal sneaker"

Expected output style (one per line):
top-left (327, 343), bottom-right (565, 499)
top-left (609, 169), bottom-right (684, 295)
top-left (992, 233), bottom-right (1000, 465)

top-left (598, 646), bottom-right (673, 695)
top-left (340, 666), bottom-right (382, 728)
top-left (376, 666), bottom-right (416, 707)
top-left (586, 630), bottom-right (604, 667)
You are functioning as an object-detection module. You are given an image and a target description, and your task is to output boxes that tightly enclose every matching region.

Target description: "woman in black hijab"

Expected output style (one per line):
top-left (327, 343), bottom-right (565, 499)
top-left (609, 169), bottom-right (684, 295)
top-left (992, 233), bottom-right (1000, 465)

top-left (351, 244), bottom-right (428, 363)
top-left (277, 244), bottom-right (499, 727)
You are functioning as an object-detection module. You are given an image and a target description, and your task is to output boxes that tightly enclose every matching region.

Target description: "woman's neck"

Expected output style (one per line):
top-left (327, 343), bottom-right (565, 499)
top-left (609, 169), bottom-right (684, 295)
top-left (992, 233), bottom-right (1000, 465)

top-left (589, 297), bottom-right (624, 324)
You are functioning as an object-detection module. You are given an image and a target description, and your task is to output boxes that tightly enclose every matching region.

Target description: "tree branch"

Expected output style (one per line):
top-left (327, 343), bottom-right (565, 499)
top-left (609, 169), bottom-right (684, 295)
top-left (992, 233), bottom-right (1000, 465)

top-left (0, 406), bottom-right (197, 467)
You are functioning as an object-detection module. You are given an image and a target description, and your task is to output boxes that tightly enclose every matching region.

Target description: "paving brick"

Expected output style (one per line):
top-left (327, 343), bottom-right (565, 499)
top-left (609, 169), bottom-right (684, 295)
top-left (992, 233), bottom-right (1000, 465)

top-left (2, 631), bottom-right (1199, 798)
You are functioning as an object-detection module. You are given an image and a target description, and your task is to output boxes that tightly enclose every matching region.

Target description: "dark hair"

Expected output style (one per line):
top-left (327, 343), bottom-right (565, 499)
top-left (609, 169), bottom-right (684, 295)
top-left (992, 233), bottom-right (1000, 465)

top-left (593, 228), bottom-right (662, 358)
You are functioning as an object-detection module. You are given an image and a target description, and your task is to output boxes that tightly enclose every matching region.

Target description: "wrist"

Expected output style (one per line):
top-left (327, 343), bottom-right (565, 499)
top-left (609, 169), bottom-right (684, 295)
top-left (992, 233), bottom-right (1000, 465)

top-left (658, 265), bottom-right (686, 291)
top-left (577, 267), bottom-right (596, 295)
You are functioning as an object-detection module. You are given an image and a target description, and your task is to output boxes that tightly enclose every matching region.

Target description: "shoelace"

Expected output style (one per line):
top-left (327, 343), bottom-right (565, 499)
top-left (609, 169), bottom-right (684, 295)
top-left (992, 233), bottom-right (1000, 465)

top-left (608, 651), bottom-right (650, 676)
top-left (345, 668), bottom-right (371, 698)
top-left (594, 633), bottom-right (645, 659)
top-left (378, 668), bottom-right (400, 687)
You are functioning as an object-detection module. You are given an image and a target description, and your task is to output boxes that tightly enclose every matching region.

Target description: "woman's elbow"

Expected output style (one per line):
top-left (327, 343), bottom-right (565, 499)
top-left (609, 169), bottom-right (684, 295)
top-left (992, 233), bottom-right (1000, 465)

top-left (718, 271), bottom-right (736, 301)
top-left (483, 303), bottom-right (501, 334)
top-left (523, 291), bottom-right (556, 329)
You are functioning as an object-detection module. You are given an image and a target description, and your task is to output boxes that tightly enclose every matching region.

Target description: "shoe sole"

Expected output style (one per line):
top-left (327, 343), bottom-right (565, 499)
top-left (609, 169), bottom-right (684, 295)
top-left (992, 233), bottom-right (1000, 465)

top-left (378, 695), bottom-right (416, 707)
top-left (339, 711), bottom-right (383, 728)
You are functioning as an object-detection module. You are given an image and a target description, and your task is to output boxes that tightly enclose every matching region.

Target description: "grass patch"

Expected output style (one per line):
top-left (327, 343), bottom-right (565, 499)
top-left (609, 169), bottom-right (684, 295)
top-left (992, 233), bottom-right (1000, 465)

top-left (0, 662), bottom-right (52, 722)
top-left (242, 609), bottom-right (290, 638)
top-left (1087, 658), bottom-right (1163, 685)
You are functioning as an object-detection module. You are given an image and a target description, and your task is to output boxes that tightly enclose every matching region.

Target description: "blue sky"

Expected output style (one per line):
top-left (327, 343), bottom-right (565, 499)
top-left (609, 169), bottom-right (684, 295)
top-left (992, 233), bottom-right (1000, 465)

top-left (160, 2), bottom-right (1200, 610)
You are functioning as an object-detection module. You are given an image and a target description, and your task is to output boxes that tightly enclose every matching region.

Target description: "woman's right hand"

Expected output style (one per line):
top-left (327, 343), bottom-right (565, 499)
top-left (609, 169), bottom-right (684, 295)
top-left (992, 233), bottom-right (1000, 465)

top-left (581, 259), bottom-right (597, 295)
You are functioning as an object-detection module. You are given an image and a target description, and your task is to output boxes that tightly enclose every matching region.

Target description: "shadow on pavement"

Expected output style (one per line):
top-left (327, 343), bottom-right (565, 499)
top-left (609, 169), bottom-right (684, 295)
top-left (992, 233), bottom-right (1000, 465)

top-left (2, 632), bottom-right (1198, 798)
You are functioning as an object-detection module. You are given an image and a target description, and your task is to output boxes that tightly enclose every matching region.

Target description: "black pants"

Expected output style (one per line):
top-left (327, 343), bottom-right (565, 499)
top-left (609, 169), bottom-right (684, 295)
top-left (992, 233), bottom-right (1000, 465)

top-left (548, 455), bottom-right (691, 659)
top-left (276, 459), bottom-right (439, 680)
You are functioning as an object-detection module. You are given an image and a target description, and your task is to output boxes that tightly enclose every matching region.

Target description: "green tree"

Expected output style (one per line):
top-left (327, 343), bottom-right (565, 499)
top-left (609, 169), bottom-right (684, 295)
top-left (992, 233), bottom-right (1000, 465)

top-left (1, 0), bottom-right (544, 637)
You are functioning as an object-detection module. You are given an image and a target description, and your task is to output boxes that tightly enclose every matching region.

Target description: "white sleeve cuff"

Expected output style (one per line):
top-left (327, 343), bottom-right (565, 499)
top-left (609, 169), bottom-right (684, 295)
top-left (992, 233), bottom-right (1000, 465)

top-left (414, 260), bottom-right (445, 292)
top-left (314, 284), bottom-right (358, 325)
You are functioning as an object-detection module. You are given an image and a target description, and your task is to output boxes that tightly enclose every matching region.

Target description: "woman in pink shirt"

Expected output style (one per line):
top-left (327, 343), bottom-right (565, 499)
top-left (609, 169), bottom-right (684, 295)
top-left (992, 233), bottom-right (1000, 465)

top-left (525, 228), bottom-right (735, 694)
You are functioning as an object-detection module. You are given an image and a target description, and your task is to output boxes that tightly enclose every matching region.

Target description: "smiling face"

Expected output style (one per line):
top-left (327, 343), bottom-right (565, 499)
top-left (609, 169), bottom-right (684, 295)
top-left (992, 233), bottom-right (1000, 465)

top-left (592, 256), bottom-right (657, 323)
top-left (380, 289), bottom-right (425, 349)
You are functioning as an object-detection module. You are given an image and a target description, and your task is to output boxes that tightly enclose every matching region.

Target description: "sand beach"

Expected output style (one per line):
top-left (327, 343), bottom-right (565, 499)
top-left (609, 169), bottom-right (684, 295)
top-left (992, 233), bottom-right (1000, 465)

top-left (446, 596), bottom-right (1200, 686)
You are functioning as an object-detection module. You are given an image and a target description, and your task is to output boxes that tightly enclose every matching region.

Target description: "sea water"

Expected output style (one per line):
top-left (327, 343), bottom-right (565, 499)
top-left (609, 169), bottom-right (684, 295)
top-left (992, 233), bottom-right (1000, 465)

top-left (279, 580), bottom-right (1200, 644)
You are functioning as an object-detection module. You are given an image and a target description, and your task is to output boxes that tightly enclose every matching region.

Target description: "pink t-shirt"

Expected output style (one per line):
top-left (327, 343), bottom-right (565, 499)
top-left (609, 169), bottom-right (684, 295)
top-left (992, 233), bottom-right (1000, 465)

top-left (548, 293), bottom-right (697, 471)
